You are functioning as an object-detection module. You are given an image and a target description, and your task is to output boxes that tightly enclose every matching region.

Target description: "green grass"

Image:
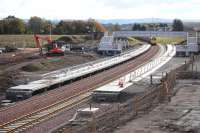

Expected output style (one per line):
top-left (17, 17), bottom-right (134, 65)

top-left (0, 35), bottom-right (185, 48)
top-left (155, 37), bottom-right (186, 45)
top-left (0, 34), bottom-right (92, 48)
top-left (128, 37), bottom-right (141, 45)
top-left (0, 35), bottom-right (65, 48)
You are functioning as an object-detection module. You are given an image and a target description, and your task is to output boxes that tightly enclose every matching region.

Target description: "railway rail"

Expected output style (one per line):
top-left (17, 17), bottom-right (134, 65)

top-left (6, 44), bottom-right (150, 101)
top-left (0, 45), bottom-right (159, 133)
top-left (0, 93), bottom-right (91, 133)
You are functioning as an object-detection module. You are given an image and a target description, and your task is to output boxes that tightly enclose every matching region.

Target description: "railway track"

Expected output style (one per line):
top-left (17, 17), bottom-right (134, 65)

top-left (0, 92), bottom-right (91, 133)
top-left (0, 45), bottom-right (159, 133)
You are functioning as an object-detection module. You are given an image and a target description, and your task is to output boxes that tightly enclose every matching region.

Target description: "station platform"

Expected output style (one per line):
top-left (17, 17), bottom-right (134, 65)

top-left (92, 45), bottom-right (176, 102)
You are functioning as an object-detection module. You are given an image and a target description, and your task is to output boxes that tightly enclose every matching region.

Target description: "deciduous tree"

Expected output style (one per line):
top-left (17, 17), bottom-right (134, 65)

top-left (172, 19), bottom-right (184, 31)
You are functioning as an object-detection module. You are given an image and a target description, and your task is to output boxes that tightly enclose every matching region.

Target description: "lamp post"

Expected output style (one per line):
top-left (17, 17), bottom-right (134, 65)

top-left (49, 23), bottom-right (52, 40)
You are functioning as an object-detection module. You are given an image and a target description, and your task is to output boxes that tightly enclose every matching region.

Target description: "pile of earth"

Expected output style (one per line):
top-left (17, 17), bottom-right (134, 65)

top-left (0, 70), bottom-right (26, 92)
top-left (21, 63), bottom-right (46, 72)
top-left (58, 35), bottom-right (92, 44)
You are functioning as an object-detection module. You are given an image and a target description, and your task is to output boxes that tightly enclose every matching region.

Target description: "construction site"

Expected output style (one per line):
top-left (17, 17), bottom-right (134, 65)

top-left (0, 36), bottom-right (99, 93)
top-left (0, 6), bottom-right (200, 133)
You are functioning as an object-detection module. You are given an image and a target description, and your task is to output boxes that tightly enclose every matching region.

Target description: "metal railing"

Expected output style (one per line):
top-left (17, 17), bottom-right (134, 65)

top-left (113, 31), bottom-right (187, 38)
top-left (128, 45), bottom-right (176, 82)
top-left (42, 44), bottom-right (150, 79)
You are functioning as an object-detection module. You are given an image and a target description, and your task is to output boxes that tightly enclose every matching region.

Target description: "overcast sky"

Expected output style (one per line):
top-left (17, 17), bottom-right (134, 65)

top-left (0, 0), bottom-right (200, 20)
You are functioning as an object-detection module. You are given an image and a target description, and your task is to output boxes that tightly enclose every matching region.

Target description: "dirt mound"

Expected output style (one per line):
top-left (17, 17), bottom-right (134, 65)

top-left (21, 63), bottom-right (46, 72)
top-left (0, 71), bottom-right (20, 92)
top-left (58, 35), bottom-right (91, 44)
top-left (58, 36), bottom-right (73, 43)
top-left (83, 35), bottom-right (92, 40)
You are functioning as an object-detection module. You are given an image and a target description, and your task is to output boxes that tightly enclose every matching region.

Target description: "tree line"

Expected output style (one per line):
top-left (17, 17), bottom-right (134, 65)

top-left (0, 16), bottom-right (184, 34)
top-left (132, 19), bottom-right (184, 31)
top-left (0, 16), bottom-right (102, 34)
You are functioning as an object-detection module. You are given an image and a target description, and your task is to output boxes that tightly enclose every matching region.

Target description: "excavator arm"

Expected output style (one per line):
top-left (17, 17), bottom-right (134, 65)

top-left (34, 34), bottom-right (52, 48)
top-left (34, 34), bottom-right (52, 55)
top-left (34, 34), bottom-right (65, 56)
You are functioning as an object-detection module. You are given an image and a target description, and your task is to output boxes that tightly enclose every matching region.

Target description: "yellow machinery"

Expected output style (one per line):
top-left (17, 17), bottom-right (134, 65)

top-left (150, 37), bottom-right (157, 45)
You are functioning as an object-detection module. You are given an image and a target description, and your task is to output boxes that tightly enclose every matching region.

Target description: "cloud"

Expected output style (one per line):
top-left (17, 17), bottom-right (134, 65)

top-left (0, 0), bottom-right (199, 20)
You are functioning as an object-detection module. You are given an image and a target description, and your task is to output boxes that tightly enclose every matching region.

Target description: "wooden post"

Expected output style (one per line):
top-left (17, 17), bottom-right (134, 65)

top-left (117, 103), bottom-right (120, 126)
top-left (196, 65), bottom-right (198, 73)
top-left (185, 60), bottom-right (187, 70)
top-left (159, 80), bottom-right (165, 102)
top-left (133, 97), bottom-right (138, 116)
top-left (192, 61), bottom-right (194, 72)
top-left (89, 103), bottom-right (92, 110)
top-left (150, 75), bottom-right (153, 85)
top-left (91, 113), bottom-right (96, 133)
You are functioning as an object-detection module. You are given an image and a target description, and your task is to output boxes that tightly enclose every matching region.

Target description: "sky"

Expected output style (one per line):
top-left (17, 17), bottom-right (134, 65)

top-left (0, 0), bottom-right (200, 20)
